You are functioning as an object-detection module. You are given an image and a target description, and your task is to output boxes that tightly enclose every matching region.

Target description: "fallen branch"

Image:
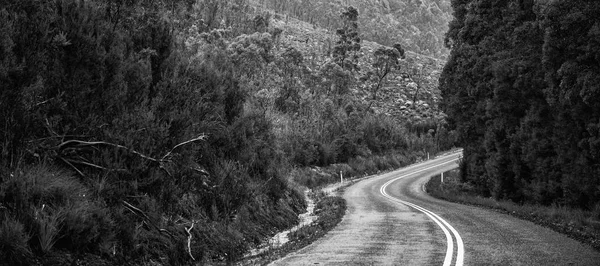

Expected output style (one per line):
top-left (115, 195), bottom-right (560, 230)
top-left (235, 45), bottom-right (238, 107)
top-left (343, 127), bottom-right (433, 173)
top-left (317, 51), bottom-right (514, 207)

top-left (58, 157), bottom-right (84, 177)
top-left (185, 221), bottom-right (196, 261)
top-left (64, 158), bottom-right (127, 173)
top-left (161, 134), bottom-right (208, 161)
top-left (54, 134), bottom-right (208, 177)
top-left (122, 200), bottom-right (175, 239)
top-left (57, 140), bottom-right (159, 162)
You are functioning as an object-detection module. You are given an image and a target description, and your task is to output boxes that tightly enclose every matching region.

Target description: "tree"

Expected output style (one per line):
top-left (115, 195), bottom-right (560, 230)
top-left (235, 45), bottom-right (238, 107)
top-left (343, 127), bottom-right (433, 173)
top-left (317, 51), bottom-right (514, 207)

top-left (441, 0), bottom-right (600, 208)
top-left (365, 44), bottom-right (405, 108)
top-left (541, 0), bottom-right (600, 207)
top-left (333, 6), bottom-right (361, 71)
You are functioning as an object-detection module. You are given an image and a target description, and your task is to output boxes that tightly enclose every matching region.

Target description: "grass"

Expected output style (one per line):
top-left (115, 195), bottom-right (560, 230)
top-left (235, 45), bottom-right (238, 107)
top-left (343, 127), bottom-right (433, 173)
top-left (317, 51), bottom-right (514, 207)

top-left (36, 206), bottom-right (64, 254)
top-left (288, 196), bottom-right (346, 241)
top-left (426, 170), bottom-right (600, 251)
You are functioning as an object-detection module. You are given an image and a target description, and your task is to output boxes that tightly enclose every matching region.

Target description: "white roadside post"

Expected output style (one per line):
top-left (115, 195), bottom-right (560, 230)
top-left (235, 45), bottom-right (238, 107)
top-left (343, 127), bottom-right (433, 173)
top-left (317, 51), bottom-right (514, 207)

top-left (340, 171), bottom-right (343, 184)
top-left (441, 172), bottom-right (444, 183)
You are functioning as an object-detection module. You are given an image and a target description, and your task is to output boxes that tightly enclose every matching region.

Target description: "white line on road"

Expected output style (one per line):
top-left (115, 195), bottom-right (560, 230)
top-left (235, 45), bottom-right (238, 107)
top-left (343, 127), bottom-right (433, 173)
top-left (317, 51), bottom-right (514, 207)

top-left (379, 158), bottom-right (464, 266)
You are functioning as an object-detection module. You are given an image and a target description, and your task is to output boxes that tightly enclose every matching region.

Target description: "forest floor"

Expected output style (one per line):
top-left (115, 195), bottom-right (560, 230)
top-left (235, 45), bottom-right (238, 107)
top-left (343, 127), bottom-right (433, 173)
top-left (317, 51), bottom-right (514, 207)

top-left (425, 170), bottom-right (600, 252)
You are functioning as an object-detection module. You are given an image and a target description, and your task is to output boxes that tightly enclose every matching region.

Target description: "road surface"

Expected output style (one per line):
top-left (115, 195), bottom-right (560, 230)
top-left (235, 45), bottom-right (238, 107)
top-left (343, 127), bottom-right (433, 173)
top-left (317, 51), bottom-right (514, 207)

top-left (271, 152), bottom-right (600, 265)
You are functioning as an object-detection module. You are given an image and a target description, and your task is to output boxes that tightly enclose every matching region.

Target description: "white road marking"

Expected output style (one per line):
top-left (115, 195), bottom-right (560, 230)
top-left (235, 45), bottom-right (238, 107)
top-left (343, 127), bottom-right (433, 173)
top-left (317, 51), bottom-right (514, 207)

top-left (379, 158), bottom-right (465, 266)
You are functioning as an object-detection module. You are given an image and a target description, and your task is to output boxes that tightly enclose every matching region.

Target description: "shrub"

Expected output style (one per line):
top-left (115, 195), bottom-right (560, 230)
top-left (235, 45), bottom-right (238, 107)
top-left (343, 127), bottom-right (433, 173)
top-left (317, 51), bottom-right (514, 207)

top-left (0, 165), bottom-right (116, 256)
top-left (36, 207), bottom-right (64, 254)
top-left (0, 218), bottom-right (33, 266)
top-left (57, 202), bottom-right (115, 253)
top-left (289, 196), bottom-right (346, 242)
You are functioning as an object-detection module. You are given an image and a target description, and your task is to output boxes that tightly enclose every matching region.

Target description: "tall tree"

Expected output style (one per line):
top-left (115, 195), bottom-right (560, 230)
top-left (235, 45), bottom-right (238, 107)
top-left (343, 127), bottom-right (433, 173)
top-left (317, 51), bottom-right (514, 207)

top-left (333, 6), bottom-right (361, 71)
top-left (542, 0), bottom-right (600, 207)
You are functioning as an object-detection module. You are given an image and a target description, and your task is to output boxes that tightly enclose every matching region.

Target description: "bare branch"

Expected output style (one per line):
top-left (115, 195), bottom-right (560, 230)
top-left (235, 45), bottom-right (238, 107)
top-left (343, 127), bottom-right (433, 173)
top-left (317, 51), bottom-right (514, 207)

top-left (56, 140), bottom-right (159, 162)
top-left (58, 157), bottom-right (85, 177)
top-left (186, 221), bottom-right (196, 261)
top-left (122, 200), bottom-right (175, 239)
top-left (54, 134), bottom-right (208, 178)
top-left (64, 158), bottom-right (127, 173)
top-left (161, 134), bottom-right (208, 161)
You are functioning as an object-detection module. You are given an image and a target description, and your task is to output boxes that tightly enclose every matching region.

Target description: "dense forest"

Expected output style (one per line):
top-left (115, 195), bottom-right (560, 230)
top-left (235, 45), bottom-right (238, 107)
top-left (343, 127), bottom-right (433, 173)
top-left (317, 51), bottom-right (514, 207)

top-left (441, 0), bottom-right (600, 210)
top-left (254, 0), bottom-right (454, 58)
top-left (0, 0), bottom-right (453, 265)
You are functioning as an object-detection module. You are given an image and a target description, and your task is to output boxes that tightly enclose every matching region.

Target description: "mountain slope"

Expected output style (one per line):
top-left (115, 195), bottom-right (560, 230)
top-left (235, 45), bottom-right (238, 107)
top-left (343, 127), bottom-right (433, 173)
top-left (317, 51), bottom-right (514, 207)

top-left (254, 0), bottom-right (453, 58)
top-left (269, 14), bottom-right (447, 126)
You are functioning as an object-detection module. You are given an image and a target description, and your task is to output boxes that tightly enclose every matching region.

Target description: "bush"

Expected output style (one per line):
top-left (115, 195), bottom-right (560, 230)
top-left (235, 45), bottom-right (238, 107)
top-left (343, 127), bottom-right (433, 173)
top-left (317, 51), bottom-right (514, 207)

top-left (0, 164), bottom-right (116, 258)
top-left (289, 196), bottom-right (346, 242)
top-left (314, 197), bottom-right (346, 229)
top-left (0, 218), bottom-right (33, 266)
top-left (57, 202), bottom-right (115, 253)
top-left (1, 165), bottom-right (87, 210)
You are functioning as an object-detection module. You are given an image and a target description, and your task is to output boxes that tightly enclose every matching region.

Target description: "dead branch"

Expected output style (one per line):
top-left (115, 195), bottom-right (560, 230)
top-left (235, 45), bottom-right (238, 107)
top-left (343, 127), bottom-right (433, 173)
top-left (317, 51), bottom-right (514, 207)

top-left (45, 117), bottom-right (59, 137)
top-left (185, 221), bottom-right (196, 261)
top-left (122, 200), bottom-right (152, 221)
top-left (59, 157), bottom-right (84, 177)
top-left (122, 200), bottom-right (175, 239)
top-left (64, 158), bottom-right (128, 173)
top-left (56, 134), bottom-right (207, 165)
top-left (56, 140), bottom-right (159, 162)
top-left (53, 134), bottom-right (208, 179)
top-left (161, 134), bottom-right (208, 161)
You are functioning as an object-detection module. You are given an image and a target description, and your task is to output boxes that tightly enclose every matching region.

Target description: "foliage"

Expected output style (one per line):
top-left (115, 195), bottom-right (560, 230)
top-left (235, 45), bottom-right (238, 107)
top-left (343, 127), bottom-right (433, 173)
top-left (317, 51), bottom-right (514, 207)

top-left (333, 6), bottom-right (361, 71)
top-left (0, 0), bottom-right (455, 264)
top-left (441, 0), bottom-right (600, 209)
top-left (0, 0), bottom-right (302, 264)
top-left (364, 45), bottom-right (405, 105)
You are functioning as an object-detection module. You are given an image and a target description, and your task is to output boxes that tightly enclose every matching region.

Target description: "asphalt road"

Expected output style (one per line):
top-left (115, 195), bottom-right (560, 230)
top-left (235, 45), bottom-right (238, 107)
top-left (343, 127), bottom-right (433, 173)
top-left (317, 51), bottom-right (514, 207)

top-left (271, 152), bottom-right (600, 265)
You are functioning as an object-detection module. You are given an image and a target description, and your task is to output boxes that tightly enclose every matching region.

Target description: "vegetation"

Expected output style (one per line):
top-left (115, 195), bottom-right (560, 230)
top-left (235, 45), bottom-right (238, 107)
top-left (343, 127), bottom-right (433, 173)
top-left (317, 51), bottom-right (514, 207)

top-left (441, 0), bottom-right (600, 212)
top-left (254, 0), bottom-right (454, 58)
top-left (288, 196), bottom-right (346, 242)
top-left (0, 0), bottom-right (454, 264)
top-left (240, 193), bottom-right (347, 265)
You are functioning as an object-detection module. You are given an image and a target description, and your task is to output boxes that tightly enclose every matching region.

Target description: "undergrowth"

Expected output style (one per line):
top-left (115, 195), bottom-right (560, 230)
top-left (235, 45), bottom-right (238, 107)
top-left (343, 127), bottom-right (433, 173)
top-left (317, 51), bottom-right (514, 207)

top-left (288, 196), bottom-right (346, 242)
top-left (290, 150), bottom-right (424, 189)
top-left (426, 170), bottom-right (600, 251)
top-left (240, 195), bottom-right (347, 265)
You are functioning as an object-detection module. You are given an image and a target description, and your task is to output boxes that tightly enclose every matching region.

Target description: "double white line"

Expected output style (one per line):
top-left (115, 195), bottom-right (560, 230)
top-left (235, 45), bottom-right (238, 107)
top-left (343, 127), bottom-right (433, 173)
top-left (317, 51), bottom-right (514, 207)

top-left (379, 159), bottom-right (464, 266)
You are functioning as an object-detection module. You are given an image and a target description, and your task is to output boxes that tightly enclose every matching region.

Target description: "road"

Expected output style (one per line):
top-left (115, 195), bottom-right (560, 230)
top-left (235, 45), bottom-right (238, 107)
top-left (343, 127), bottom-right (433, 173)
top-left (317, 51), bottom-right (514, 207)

top-left (271, 152), bottom-right (600, 265)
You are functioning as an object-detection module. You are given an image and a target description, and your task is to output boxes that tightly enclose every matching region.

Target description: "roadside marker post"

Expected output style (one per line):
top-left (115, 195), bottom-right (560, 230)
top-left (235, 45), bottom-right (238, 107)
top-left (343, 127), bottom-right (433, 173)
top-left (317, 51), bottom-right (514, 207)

top-left (441, 172), bottom-right (444, 183)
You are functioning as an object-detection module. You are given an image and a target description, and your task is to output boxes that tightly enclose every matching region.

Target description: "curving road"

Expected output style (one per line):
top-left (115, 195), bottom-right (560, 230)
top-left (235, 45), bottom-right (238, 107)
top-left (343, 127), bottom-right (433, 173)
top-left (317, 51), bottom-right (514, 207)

top-left (271, 152), bottom-right (600, 265)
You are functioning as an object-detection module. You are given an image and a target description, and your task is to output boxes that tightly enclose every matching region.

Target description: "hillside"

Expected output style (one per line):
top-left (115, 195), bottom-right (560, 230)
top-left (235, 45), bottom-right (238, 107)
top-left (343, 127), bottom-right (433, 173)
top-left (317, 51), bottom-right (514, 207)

top-left (254, 0), bottom-right (453, 58)
top-left (270, 15), bottom-right (447, 128)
